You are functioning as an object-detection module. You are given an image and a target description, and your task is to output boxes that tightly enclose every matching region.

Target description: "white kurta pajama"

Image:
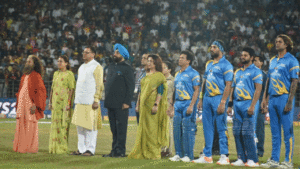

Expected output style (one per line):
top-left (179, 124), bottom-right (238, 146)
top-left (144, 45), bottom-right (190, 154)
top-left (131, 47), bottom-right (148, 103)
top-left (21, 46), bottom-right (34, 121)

top-left (71, 59), bottom-right (104, 154)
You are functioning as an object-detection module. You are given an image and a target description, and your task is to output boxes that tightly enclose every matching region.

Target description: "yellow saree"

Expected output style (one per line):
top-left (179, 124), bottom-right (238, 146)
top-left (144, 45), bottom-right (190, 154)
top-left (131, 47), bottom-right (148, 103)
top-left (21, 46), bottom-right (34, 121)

top-left (128, 72), bottom-right (169, 159)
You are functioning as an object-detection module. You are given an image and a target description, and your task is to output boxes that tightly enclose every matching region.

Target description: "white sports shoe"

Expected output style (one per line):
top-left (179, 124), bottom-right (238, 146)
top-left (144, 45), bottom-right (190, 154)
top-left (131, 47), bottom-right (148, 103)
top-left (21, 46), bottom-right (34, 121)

top-left (192, 154), bottom-right (213, 164)
top-left (261, 158), bottom-right (280, 168)
top-left (169, 155), bottom-right (181, 162)
top-left (245, 160), bottom-right (259, 167)
top-left (180, 156), bottom-right (191, 162)
top-left (279, 161), bottom-right (293, 169)
top-left (231, 159), bottom-right (245, 166)
top-left (216, 154), bottom-right (230, 165)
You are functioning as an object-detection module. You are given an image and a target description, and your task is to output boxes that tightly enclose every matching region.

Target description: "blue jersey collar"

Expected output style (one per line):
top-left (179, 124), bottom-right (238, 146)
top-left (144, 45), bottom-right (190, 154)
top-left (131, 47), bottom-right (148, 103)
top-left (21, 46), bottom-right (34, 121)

top-left (241, 63), bottom-right (255, 71)
top-left (213, 55), bottom-right (225, 64)
top-left (276, 52), bottom-right (290, 59)
top-left (180, 65), bottom-right (192, 73)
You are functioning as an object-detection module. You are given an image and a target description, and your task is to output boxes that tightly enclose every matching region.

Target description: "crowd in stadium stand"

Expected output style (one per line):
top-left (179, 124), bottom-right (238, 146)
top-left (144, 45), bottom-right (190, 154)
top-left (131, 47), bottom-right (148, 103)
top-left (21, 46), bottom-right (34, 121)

top-left (0, 0), bottom-right (299, 98)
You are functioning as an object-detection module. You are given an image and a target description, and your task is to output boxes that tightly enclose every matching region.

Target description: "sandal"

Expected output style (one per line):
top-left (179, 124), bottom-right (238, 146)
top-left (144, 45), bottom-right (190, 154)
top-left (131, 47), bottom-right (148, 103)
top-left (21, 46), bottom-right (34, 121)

top-left (70, 150), bottom-right (81, 155)
top-left (82, 150), bottom-right (94, 156)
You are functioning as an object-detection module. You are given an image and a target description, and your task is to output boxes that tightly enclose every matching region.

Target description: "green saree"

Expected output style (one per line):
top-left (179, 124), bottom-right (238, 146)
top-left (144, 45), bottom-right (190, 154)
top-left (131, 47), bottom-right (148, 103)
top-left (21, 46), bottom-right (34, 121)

top-left (128, 72), bottom-right (169, 159)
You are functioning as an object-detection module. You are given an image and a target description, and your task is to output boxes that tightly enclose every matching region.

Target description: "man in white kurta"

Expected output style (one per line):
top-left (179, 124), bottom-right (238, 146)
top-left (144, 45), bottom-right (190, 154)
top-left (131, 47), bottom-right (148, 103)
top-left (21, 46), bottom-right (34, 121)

top-left (71, 47), bottom-right (104, 156)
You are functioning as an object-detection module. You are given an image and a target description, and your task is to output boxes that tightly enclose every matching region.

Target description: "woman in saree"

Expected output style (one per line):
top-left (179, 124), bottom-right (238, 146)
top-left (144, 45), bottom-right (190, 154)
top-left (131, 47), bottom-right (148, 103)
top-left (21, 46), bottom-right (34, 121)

top-left (128, 54), bottom-right (169, 160)
top-left (49, 55), bottom-right (75, 154)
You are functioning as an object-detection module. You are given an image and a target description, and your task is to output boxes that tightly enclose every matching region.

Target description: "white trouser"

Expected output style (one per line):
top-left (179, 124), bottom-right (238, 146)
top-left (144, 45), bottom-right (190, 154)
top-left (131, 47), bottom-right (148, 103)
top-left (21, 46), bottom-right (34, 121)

top-left (77, 126), bottom-right (98, 154)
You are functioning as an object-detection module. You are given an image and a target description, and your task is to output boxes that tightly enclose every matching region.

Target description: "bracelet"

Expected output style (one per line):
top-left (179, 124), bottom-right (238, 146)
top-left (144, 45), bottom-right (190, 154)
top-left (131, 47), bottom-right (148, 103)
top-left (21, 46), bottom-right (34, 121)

top-left (154, 103), bottom-right (158, 106)
top-left (228, 101), bottom-right (233, 107)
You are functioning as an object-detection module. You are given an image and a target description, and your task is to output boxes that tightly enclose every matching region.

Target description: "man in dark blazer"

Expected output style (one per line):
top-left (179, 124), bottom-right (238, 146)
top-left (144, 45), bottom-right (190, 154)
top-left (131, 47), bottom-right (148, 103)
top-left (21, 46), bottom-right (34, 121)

top-left (103, 43), bottom-right (134, 158)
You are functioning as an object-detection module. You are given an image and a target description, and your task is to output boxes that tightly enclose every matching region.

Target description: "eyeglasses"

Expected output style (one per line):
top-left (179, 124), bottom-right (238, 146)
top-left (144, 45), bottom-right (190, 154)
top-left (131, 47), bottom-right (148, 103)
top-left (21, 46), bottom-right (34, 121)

top-left (82, 52), bottom-right (92, 54)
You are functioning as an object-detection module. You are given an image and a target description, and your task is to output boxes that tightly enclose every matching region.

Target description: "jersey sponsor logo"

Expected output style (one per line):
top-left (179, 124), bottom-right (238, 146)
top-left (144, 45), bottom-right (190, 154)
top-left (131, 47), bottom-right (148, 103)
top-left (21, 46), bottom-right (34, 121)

top-left (175, 81), bottom-right (184, 89)
top-left (206, 81), bottom-right (221, 96)
top-left (183, 74), bottom-right (189, 78)
top-left (237, 80), bottom-right (245, 87)
top-left (207, 72), bottom-right (216, 80)
top-left (214, 66), bottom-right (221, 70)
top-left (270, 69), bottom-right (281, 77)
top-left (279, 64), bottom-right (286, 68)
top-left (271, 78), bottom-right (288, 95)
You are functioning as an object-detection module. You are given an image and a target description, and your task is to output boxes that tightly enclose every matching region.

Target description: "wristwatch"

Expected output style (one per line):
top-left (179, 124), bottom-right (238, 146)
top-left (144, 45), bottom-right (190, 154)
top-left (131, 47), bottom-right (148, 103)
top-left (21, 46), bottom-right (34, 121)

top-left (154, 103), bottom-right (158, 106)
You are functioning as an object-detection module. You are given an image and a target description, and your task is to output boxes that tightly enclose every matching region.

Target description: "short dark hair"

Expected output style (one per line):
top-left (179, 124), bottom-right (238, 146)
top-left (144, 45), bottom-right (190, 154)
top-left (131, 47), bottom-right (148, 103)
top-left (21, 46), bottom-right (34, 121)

top-left (255, 55), bottom-right (265, 63)
top-left (180, 50), bottom-right (194, 65)
top-left (242, 47), bottom-right (255, 57)
top-left (148, 54), bottom-right (163, 72)
top-left (276, 34), bottom-right (294, 52)
top-left (86, 46), bottom-right (96, 54)
top-left (163, 61), bottom-right (174, 75)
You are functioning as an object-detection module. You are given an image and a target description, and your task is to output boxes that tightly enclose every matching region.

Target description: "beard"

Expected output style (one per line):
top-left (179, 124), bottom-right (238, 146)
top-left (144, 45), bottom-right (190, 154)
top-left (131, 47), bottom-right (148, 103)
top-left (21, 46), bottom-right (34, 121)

top-left (241, 59), bottom-right (250, 65)
top-left (211, 52), bottom-right (219, 59)
top-left (23, 64), bottom-right (34, 75)
top-left (113, 55), bottom-right (123, 62)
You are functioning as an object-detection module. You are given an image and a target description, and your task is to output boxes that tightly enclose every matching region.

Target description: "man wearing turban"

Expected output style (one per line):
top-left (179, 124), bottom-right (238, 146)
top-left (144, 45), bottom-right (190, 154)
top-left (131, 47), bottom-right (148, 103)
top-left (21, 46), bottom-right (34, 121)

top-left (103, 43), bottom-right (135, 157)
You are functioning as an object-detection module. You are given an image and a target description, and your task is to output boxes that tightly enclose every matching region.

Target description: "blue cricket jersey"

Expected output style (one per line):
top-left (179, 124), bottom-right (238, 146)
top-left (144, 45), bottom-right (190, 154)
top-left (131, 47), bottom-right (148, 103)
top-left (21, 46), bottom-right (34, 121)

top-left (174, 66), bottom-right (201, 101)
top-left (268, 52), bottom-right (299, 96)
top-left (204, 56), bottom-right (233, 97)
top-left (232, 64), bottom-right (263, 101)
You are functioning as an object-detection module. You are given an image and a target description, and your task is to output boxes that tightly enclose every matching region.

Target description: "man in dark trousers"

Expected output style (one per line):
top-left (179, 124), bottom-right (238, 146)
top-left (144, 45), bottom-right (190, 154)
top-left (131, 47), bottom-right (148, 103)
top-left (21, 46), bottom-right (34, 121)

top-left (253, 55), bottom-right (267, 157)
top-left (103, 43), bottom-right (135, 158)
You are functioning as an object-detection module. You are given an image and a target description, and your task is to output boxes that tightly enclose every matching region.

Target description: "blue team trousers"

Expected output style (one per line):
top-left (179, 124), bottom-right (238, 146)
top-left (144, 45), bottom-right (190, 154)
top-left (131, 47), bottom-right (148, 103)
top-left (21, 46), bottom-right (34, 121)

top-left (233, 100), bottom-right (259, 163)
top-left (269, 94), bottom-right (294, 163)
top-left (173, 100), bottom-right (197, 159)
top-left (202, 95), bottom-right (228, 157)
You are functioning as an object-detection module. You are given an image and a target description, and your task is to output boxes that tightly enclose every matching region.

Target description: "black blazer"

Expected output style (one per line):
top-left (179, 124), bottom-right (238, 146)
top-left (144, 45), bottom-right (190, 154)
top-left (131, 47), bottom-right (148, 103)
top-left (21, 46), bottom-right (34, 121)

top-left (104, 61), bottom-right (135, 109)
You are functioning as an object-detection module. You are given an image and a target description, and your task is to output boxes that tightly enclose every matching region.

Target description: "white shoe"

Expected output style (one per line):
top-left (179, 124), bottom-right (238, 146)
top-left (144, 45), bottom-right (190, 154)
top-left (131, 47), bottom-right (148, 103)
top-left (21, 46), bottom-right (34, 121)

top-left (192, 154), bottom-right (213, 164)
top-left (261, 158), bottom-right (280, 168)
top-left (216, 154), bottom-right (230, 165)
top-left (231, 159), bottom-right (245, 166)
top-left (169, 155), bottom-right (181, 162)
top-left (180, 156), bottom-right (191, 162)
top-left (245, 160), bottom-right (259, 167)
top-left (279, 161), bottom-right (293, 169)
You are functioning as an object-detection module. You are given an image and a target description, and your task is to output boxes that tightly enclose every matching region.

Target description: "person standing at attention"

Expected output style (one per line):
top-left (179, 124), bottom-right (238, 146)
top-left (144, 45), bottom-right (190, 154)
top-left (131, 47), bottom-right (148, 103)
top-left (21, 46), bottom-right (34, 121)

top-left (103, 43), bottom-right (135, 158)
top-left (261, 34), bottom-right (299, 169)
top-left (49, 55), bottom-right (75, 154)
top-left (169, 50), bottom-right (201, 162)
top-left (71, 46), bottom-right (104, 156)
top-left (13, 55), bottom-right (47, 153)
top-left (193, 41), bottom-right (233, 165)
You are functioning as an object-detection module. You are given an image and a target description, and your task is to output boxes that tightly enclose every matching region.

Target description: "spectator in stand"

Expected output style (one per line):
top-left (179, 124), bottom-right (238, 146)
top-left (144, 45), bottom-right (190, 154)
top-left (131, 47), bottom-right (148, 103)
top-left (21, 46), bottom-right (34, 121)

top-left (7, 66), bottom-right (21, 97)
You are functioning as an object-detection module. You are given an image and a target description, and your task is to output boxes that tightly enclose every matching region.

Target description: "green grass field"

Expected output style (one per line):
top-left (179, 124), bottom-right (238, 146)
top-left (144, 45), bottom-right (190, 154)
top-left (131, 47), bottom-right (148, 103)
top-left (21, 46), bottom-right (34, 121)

top-left (0, 119), bottom-right (299, 169)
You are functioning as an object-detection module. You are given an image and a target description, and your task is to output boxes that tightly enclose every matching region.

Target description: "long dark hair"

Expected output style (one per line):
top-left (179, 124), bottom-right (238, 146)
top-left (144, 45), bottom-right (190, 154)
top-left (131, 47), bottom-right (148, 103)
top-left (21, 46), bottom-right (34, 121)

top-left (276, 34), bottom-right (294, 52)
top-left (148, 54), bottom-right (163, 72)
top-left (59, 55), bottom-right (71, 70)
top-left (29, 55), bottom-right (45, 77)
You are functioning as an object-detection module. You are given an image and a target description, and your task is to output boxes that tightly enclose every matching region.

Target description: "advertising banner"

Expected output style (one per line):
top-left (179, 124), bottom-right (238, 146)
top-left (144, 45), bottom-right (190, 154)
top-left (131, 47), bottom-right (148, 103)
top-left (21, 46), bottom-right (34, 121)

top-left (1, 98), bottom-right (299, 121)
